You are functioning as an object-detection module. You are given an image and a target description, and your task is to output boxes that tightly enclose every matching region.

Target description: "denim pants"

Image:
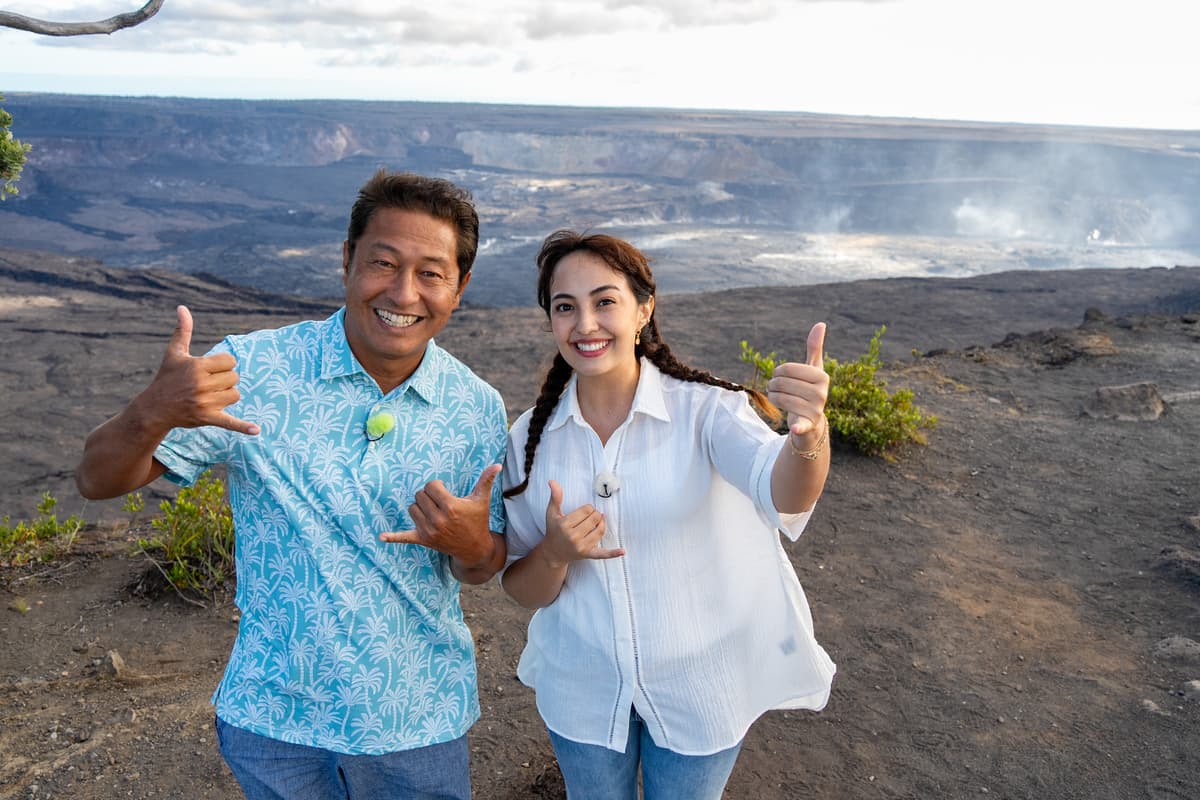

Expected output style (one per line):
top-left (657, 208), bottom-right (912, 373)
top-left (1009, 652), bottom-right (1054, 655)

top-left (215, 716), bottom-right (471, 800)
top-left (547, 709), bottom-right (742, 800)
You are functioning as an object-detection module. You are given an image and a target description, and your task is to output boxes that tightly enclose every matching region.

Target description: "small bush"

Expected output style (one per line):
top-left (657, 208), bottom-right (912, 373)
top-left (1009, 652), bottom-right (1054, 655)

top-left (739, 340), bottom-right (778, 391)
top-left (825, 326), bottom-right (937, 457)
top-left (741, 326), bottom-right (936, 458)
top-left (0, 493), bottom-right (83, 566)
top-left (2, 95), bottom-right (32, 200)
top-left (134, 471), bottom-right (235, 601)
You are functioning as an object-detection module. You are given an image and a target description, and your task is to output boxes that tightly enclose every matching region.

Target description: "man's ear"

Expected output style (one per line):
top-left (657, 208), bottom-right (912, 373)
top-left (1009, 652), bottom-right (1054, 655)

top-left (453, 270), bottom-right (473, 309)
top-left (341, 241), bottom-right (352, 284)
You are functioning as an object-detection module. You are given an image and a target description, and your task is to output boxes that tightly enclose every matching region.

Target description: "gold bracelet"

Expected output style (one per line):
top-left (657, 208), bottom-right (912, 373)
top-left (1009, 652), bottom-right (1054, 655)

top-left (787, 417), bottom-right (828, 460)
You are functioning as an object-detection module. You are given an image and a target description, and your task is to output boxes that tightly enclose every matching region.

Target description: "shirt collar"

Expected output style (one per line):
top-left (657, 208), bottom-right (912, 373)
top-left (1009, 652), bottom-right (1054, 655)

top-left (318, 307), bottom-right (442, 403)
top-left (547, 357), bottom-right (672, 431)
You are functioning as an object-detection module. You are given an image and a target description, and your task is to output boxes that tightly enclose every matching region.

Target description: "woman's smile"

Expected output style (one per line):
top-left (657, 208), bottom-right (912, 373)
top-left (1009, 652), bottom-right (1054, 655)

top-left (573, 339), bottom-right (612, 357)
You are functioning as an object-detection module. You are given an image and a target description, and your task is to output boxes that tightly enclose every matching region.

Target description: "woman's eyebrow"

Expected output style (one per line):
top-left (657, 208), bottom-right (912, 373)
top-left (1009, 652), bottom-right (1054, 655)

top-left (550, 284), bottom-right (621, 301)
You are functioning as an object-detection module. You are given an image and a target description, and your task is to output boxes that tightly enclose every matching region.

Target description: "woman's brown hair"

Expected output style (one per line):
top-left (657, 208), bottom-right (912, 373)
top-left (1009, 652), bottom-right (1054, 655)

top-left (504, 230), bottom-right (780, 498)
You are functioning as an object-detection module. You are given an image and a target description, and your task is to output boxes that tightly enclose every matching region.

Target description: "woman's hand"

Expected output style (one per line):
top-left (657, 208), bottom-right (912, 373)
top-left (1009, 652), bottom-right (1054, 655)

top-left (538, 480), bottom-right (624, 568)
top-left (768, 322), bottom-right (829, 442)
top-left (767, 322), bottom-right (831, 513)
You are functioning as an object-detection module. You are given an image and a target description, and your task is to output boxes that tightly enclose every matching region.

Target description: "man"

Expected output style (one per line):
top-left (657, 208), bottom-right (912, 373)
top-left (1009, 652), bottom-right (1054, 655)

top-left (76, 170), bottom-right (507, 799)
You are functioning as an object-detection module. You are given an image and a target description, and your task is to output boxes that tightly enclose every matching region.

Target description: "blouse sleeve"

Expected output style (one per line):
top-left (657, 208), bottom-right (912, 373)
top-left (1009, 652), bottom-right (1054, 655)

top-left (705, 389), bottom-right (813, 542)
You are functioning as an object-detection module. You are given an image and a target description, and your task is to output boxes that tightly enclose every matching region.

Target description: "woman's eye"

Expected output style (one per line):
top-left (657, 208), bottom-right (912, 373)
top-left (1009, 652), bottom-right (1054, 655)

top-left (553, 303), bottom-right (573, 313)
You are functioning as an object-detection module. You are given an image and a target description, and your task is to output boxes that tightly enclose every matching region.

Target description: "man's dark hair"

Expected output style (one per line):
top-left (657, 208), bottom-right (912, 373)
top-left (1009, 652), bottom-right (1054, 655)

top-left (346, 169), bottom-right (480, 279)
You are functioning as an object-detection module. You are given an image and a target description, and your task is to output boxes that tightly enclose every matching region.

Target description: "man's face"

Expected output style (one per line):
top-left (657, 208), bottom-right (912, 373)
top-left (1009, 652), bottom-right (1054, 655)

top-left (342, 207), bottom-right (470, 392)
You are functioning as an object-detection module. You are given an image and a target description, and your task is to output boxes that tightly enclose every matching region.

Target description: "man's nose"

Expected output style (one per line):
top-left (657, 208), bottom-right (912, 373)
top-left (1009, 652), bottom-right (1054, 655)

top-left (387, 268), bottom-right (419, 303)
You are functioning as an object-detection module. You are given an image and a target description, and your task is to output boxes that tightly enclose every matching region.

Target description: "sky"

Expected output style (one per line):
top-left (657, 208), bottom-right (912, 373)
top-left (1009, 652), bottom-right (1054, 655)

top-left (2, 0), bottom-right (1199, 131)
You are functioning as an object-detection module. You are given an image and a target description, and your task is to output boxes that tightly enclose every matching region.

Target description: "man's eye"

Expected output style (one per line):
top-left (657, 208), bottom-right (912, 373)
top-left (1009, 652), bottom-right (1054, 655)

top-left (372, 260), bottom-right (394, 269)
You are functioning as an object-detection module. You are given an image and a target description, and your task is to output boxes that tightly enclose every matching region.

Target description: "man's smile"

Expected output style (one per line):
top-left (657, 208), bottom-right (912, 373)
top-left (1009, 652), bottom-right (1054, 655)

top-left (376, 308), bottom-right (420, 328)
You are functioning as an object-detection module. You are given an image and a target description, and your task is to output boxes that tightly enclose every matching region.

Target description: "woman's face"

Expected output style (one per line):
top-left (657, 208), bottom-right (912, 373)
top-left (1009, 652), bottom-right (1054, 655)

top-left (547, 250), bottom-right (654, 383)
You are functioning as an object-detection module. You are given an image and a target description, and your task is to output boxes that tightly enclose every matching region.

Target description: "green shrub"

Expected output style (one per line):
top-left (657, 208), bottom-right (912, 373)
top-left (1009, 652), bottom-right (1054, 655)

top-left (741, 325), bottom-right (936, 458)
top-left (1, 96), bottom-right (32, 200)
top-left (0, 493), bottom-right (83, 565)
top-left (134, 471), bottom-right (235, 600)
top-left (825, 326), bottom-right (937, 457)
top-left (122, 492), bottom-right (145, 516)
top-left (739, 340), bottom-right (778, 392)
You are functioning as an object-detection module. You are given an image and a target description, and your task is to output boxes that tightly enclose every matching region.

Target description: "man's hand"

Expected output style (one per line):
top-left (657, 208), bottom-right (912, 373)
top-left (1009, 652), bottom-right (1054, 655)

top-left (380, 464), bottom-right (503, 572)
top-left (767, 322), bottom-right (829, 438)
top-left (142, 305), bottom-right (259, 435)
top-left (537, 480), bottom-right (622, 569)
top-left (75, 305), bottom-right (255, 500)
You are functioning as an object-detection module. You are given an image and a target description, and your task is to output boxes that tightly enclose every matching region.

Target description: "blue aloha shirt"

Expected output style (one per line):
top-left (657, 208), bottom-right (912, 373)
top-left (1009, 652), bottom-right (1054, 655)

top-left (154, 308), bottom-right (507, 755)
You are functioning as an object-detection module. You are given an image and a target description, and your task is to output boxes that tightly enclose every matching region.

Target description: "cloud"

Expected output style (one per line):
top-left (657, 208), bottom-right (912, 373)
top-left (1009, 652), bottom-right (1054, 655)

top-left (171, 2), bottom-right (510, 48)
top-left (603, 0), bottom-right (781, 29)
top-left (14, 1), bottom-right (853, 52)
top-left (523, 0), bottom-right (791, 40)
top-left (14, 1), bottom-right (524, 51)
top-left (524, 5), bottom-right (632, 41)
top-left (16, 1), bottom-right (799, 71)
top-left (10, 1), bottom-right (1196, 129)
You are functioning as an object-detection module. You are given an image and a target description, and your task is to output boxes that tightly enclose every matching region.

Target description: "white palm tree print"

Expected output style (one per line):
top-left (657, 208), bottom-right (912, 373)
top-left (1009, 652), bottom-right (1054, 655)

top-left (155, 312), bottom-right (506, 752)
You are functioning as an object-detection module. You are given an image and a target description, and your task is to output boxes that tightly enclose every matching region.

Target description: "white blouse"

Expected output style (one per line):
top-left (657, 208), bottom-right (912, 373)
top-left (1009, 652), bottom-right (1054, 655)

top-left (502, 359), bottom-right (836, 755)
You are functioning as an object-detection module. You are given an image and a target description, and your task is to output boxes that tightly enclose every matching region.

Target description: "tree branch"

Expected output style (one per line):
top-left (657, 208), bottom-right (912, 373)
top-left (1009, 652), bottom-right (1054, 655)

top-left (0, 0), bottom-right (165, 36)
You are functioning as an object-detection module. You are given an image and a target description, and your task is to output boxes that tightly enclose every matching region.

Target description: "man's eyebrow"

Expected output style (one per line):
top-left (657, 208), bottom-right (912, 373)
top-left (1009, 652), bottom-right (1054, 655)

top-left (366, 242), bottom-right (452, 264)
top-left (550, 284), bottom-right (621, 301)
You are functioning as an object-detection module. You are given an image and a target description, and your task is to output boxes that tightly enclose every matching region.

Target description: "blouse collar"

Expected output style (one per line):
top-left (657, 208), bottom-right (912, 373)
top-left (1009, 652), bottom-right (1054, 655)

top-left (548, 357), bottom-right (672, 432)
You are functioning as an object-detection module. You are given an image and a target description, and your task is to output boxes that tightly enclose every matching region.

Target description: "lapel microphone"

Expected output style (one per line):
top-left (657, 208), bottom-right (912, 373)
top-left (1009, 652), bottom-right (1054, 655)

top-left (365, 412), bottom-right (396, 442)
top-left (593, 470), bottom-right (621, 499)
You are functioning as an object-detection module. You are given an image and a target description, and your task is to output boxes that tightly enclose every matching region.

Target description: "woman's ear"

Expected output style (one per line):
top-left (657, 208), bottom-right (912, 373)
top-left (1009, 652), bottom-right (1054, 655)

top-left (639, 296), bottom-right (656, 328)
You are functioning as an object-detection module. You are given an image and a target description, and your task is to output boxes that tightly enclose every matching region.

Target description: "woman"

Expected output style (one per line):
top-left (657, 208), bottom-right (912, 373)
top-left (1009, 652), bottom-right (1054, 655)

top-left (501, 230), bottom-right (835, 799)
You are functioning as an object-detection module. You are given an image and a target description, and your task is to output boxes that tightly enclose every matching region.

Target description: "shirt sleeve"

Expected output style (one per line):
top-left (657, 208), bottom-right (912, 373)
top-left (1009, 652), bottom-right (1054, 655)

top-left (706, 389), bottom-right (813, 542)
top-left (481, 387), bottom-right (509, 535)
top-left (154, 337), bottom-right (241, 486)
top-left (500, 410), bottom-right (546, 567)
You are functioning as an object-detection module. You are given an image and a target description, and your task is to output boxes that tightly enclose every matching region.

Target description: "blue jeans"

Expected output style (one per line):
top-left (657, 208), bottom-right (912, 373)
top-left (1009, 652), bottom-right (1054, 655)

top-left (215, 716), bottom-right (471, 800)
top-left (547, 709), bottom-right (742, 800)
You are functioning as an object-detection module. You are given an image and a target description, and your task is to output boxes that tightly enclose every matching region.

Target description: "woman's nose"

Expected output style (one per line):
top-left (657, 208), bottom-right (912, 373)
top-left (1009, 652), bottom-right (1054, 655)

top-left (575, 307), bottom-right (599, 333)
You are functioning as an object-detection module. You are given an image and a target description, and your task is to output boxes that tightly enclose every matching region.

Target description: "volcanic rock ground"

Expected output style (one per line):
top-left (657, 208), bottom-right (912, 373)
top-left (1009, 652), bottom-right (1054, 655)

top-left (2, 249), bottom-right (1200, 799)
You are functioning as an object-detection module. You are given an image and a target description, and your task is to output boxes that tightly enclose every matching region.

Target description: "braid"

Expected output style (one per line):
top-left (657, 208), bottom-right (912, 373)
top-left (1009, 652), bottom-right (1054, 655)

top-left (503, 353), bottom-right (574, 498)
top-left (639, 319), bottom-right (782, 426)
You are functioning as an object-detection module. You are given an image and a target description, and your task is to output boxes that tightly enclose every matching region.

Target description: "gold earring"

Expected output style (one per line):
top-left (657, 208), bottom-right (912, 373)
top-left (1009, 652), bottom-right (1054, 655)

top-left (635, 327), bottom-right (642, 346)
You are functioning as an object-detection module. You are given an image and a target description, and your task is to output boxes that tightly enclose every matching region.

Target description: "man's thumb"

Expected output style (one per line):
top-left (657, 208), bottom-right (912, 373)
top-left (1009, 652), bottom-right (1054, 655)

top-left (169, 305), bottom-right (194, 357)
top-left (470, 464), bottom-right (503, 499)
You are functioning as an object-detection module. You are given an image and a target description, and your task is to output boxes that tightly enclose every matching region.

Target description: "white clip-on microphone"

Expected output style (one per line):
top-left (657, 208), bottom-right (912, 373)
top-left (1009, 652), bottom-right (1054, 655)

top-left (594, 470), bottom-right (621, 499)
